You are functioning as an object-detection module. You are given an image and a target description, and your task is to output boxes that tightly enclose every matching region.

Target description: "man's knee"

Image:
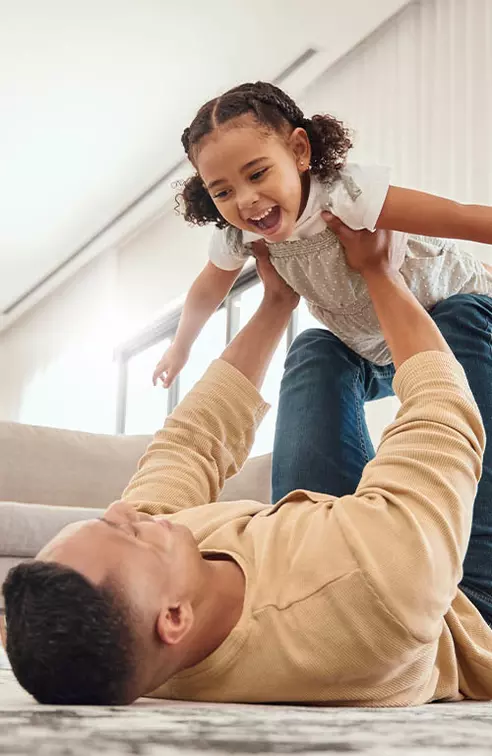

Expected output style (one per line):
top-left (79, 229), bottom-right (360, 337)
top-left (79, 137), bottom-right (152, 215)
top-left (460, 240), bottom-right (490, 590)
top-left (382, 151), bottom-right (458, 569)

top-left (431, 294), bottom-right (491, 332)
top-left (285, 328), bottom-right (361, 378)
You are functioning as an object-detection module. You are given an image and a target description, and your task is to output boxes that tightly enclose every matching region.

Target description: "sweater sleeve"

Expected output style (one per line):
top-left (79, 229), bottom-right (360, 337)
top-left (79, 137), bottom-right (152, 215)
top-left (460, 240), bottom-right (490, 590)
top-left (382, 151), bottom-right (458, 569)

top-left (336, 351), bottom-right (485, 643)
top-left (121, 360), bottom-right (269, 515)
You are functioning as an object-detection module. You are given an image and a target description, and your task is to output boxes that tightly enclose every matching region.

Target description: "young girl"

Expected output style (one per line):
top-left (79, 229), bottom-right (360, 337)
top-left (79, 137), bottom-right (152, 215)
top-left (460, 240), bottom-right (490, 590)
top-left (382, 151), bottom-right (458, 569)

top-left (153, 81), bottom-right (492, 386)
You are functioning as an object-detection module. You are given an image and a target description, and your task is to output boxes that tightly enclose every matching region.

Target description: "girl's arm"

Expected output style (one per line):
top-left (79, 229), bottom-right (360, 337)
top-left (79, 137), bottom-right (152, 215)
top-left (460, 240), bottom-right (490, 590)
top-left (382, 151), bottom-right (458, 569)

top-left (376, 185), bottom-right (492, 245)
top-left (152, 261), bottom-right (242, 387)
top-left (174, 261), bottom-right (242, 350)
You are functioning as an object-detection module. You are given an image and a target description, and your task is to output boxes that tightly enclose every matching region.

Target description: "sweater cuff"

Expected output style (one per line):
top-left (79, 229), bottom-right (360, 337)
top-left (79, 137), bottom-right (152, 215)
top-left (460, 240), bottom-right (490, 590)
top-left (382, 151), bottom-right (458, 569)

top-left (201, 359), bottom-right (270, 425)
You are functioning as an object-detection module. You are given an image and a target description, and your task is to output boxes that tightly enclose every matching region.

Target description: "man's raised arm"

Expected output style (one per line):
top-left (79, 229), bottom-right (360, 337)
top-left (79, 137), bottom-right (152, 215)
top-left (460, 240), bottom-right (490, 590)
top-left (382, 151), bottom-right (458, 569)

top-left (325, 216), bottom-right (485, 643)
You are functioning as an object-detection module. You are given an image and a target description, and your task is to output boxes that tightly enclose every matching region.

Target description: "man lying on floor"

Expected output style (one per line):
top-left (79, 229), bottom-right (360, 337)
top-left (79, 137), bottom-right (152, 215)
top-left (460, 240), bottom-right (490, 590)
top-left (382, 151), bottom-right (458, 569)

top-left (3, 221), bottom-right (492, 707)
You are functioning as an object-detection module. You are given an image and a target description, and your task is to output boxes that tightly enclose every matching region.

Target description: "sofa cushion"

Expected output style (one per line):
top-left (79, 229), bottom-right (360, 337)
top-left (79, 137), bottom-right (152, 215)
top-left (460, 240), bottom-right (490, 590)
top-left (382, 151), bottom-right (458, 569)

top-left (0, 422), bottom-right (150, 509)
top-left (220, 453), bottom-right (271, 504)
top-left (0, 423), bottom-right (272, 510)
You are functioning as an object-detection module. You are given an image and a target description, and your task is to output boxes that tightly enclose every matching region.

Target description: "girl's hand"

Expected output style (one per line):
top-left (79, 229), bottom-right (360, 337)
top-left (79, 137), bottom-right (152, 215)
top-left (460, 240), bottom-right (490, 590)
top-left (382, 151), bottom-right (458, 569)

top-left (152, 343), bottom-right (190, 388)
top-left (322, 212), bottom-right (407, 277)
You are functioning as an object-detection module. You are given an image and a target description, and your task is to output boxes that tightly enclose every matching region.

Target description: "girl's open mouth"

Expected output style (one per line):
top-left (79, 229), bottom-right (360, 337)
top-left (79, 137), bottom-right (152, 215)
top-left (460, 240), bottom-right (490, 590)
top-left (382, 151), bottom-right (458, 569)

top-left (249, 205), bottom-right (282, 235)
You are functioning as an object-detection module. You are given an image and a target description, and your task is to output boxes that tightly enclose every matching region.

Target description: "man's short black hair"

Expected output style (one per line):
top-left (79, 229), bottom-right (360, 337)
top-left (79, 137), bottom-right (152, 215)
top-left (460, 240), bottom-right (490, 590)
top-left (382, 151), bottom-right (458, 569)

top-left (2, 560), bottom-right (138, 705)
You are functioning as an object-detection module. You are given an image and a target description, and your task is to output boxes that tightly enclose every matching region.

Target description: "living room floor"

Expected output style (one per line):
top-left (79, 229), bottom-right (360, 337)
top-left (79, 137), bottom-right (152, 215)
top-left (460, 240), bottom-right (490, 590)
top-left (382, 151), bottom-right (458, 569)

top-left (1, 669), bottom-right (492, 756)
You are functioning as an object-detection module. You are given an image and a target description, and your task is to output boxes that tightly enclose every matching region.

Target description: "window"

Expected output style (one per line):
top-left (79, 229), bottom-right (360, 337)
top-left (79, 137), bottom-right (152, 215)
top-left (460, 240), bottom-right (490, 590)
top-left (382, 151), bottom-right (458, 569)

top-left (116, 268), bottom-right (257, 437)
top-left (179, 308), bottom-right (227, 399)
top-left (251, 337), bottom-right (288, 456)
top-left (230, 282), bottom-right (288, 456)
top-left (233, 282), bottom-right (263, 332)
top-left (124, 339), bottom-right (171, 435)
top-left (117, 269), bottom-right (326, 454)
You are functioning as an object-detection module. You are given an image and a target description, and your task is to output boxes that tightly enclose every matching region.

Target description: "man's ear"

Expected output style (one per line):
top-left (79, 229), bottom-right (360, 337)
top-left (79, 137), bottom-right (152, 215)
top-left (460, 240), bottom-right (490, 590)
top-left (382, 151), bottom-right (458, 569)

top-left (156, 602), bottom-right (194, 646)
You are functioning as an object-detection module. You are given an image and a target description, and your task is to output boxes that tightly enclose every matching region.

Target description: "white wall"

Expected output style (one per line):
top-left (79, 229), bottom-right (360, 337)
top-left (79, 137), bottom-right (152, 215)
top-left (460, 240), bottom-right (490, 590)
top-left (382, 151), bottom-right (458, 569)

top-left (304, 0), bottom-right (492, 217)
top-left (116, 206), bottom-right (213, 339)
top-left (1, 0), bottom-right (491, 442)
top-left (0, 253), bottom-right (118, 432)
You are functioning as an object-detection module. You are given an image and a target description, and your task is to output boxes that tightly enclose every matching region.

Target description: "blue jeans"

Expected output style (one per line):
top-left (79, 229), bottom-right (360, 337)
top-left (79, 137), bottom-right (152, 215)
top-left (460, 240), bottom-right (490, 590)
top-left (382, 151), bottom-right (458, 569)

top-left (272, 294), bottom-right (492, 626)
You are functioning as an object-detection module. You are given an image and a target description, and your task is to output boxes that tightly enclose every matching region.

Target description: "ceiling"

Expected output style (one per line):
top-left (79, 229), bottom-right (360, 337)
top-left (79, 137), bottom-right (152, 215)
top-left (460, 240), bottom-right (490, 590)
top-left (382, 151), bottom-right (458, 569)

top-left (0, 0), bottom-right (409, 328)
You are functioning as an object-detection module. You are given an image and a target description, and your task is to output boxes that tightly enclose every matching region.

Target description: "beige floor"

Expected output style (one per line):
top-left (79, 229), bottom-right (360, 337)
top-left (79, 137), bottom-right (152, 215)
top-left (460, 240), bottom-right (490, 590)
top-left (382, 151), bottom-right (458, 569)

top-left (2, 670), bottom-right (492, 755)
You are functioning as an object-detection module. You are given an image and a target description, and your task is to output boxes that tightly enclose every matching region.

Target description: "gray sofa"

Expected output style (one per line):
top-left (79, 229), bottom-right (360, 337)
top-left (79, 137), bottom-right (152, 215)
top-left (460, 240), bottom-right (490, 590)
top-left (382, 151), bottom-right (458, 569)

top-left (0, 421), bottom-right (272, 611)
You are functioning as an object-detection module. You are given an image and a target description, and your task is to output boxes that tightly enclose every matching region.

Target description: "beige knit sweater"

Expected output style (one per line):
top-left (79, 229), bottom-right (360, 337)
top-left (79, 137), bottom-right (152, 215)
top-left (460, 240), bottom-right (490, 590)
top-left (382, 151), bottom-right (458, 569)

top-left (122, 352), bottom-right (492, 706)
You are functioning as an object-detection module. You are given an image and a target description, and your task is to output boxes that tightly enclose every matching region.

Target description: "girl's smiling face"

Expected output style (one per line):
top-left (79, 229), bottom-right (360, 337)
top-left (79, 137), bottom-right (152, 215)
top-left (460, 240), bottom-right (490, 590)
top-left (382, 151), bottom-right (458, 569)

top-left (195, 115), bottom-right (311, 242)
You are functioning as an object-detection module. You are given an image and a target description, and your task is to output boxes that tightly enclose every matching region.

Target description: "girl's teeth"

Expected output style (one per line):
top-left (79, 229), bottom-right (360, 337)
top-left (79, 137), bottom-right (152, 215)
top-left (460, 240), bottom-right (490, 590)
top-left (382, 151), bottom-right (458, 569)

top-left (251, 207), bottom-right (273, 221)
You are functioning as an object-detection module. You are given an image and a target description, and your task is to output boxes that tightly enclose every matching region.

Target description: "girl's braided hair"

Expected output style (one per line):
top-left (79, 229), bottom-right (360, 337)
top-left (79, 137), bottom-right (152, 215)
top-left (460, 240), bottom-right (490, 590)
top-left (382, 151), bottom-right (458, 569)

top-left (179, 81), bottom-right (352, 229)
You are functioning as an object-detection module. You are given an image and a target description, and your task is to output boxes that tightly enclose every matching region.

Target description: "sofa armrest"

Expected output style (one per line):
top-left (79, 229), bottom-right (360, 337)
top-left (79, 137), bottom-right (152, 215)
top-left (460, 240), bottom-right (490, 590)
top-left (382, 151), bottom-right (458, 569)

top-left (0, 502), bottom-right (106, 558)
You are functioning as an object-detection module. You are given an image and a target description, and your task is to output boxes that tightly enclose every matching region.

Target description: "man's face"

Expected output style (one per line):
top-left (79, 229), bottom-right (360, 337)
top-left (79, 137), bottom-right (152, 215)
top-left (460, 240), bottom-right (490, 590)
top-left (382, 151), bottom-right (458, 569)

top-left (37, 501), bottom-right (203, 625)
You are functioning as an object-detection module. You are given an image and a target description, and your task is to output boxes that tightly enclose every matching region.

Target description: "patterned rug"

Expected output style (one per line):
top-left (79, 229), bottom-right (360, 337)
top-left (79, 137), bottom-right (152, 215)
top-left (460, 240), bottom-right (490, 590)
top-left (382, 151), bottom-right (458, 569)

top-left (1, 670), bottom-right (492, 755)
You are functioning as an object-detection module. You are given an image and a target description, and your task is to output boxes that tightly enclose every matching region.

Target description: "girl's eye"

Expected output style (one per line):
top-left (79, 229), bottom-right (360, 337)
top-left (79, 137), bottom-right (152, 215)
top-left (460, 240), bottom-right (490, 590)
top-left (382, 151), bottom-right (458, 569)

top-left (213, 189), bottom-right (229, 200)
top-left (251, 168), bottom-right (268, 181)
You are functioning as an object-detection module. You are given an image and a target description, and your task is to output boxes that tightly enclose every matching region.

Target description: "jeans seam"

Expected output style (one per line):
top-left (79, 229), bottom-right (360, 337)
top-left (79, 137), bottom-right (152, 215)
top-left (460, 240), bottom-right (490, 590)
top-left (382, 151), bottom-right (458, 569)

top-left (461, 583), bottom-right (492, 605)
top-left (486, 318), bottom-right (492, 359)
top-left (353, 368), bottom-right (371, 464)
top-left (374, 369), bottom-right (394, 382)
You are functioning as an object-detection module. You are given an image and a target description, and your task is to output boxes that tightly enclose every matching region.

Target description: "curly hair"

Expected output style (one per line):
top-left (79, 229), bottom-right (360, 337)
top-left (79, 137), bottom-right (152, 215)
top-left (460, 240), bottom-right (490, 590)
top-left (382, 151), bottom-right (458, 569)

top-left (3, 561), bottom-right (138, 705)
top-left (179, 81), bottom-right (352, 229)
